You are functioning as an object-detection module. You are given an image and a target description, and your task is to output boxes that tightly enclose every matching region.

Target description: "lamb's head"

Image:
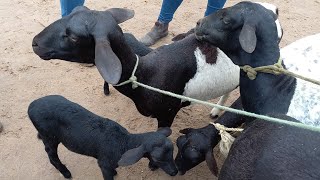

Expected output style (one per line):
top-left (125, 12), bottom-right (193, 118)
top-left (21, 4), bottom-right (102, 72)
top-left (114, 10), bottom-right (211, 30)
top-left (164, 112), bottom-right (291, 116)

top-left (195, 1), bottom-right (280, 65)
top-left (175, 126), bottom-right (219, 176)
top-left (118, 127), bottom-right (178, 176)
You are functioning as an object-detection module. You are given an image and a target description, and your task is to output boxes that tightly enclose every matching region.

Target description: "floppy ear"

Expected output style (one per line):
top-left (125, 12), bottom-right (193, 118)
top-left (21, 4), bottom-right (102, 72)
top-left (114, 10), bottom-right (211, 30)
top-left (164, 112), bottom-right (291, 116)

top-left (239, 21), bottom-right (257, 53)
top-left (205, 150), bottom-right (218, 176)
top-left (157, 127), bottom-right (172, 137)
top-left (70, 6), bottom-right (90, 15)
top-left (118, 145), bottom-right (145, 166)
top-left (107, 8), bottom-right (135, 24)
top-left (94, 40), bottom-right (122, 85)
top-left (179, 128), bottom-right (194, 135)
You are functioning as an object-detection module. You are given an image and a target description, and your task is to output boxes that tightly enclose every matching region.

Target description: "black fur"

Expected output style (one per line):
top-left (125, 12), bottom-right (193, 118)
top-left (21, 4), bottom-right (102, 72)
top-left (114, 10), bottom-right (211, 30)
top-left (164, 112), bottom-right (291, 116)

top-left (32, 7), bottom-right (221, 128)
top-left (220, 114), bottom-right (320, 180)
top-left (175, 97), bottom-right (245, 176)
top-left (28, 95), bottom-right (177, 180)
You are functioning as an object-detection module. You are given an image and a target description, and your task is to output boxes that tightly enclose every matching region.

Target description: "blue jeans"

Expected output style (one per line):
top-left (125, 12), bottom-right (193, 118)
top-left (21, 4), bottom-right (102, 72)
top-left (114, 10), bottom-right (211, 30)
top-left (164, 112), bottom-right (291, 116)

top-left (60, 0), bottom-right (85, 17)
top-left (158, 0), bottom-right (226, 23)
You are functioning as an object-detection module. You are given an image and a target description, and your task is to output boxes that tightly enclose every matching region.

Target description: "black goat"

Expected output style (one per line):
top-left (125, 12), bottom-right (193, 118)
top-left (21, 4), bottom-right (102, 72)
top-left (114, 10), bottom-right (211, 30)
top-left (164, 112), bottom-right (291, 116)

top-left (32, 6), bottom-right (239, 128)
top-left (195, 1), bottom-right (320, 125)
top-left (219, 114), bottom-right (320, 180)
top-left (28, 95), bottom-right (177, 180)
top-left (175, 97), bottom-right (244, 176)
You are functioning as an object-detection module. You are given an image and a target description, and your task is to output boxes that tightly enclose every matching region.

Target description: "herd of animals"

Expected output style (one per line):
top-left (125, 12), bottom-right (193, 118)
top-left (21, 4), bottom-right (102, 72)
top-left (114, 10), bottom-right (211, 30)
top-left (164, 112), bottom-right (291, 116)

top-left (21, 1), bottom-right (320, 179)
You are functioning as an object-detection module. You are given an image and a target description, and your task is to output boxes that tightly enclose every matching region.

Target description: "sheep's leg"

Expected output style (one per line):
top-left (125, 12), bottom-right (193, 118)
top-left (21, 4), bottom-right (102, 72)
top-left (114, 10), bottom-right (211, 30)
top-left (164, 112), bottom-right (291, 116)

top-left (210, 93), bottom-right (230, 119)
top-left (157, 107), bottom-right (180, 128)
top-left (43, 139), bottom-right (72, 179)
top-left (148, 157), bottom-right (159, 171)
top-left (103, 81), bottom-right (110, 95)
top-left (98, 160), bottom-right (116, 180)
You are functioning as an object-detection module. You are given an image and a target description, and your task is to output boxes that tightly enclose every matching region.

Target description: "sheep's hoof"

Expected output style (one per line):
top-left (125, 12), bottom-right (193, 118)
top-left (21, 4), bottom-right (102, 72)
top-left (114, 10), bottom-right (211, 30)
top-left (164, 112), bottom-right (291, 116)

top-left (210, 114), bottom-right (219, 119)
top-left (62, 171), bottom-right (72, 179)
top-left (0, 122), bottom-right (3, 133)
top-left (104, 89), bottom-right (110, 96)
top-left (103, 82), bottom-right (110, 96)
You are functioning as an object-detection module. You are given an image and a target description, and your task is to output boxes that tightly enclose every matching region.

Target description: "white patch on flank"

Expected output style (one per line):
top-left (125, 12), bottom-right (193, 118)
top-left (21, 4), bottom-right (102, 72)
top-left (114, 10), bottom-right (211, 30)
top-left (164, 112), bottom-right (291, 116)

top-left (283, 33), bottom-right (320, 126)
top-left (183, 48), bottom-right (239, 103)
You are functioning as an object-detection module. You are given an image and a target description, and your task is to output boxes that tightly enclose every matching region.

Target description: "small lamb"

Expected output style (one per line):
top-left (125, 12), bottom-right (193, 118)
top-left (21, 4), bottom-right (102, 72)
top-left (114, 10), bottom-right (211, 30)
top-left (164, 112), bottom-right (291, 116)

top-left (28, 95), bottom-right (177, 180)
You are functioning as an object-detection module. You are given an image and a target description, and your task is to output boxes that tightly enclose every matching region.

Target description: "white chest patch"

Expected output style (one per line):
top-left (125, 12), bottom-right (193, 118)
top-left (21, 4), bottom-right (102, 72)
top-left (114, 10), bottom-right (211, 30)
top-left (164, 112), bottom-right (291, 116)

top-left (183, 48), bottom-right (239, 102)
top-left (284, 34), bottom-right (320, 126)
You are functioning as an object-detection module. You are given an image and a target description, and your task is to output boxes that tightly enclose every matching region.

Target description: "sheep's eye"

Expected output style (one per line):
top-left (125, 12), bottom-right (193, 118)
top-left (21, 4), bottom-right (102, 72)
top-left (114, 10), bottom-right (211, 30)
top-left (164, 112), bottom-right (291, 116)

top-left (223, 17), bottom-right (231, 25)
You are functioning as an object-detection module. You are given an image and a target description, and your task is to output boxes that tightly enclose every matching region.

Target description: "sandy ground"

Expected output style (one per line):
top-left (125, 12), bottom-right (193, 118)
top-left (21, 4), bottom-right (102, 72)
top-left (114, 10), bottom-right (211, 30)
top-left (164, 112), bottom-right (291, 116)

top-left (0, 0), bottom-right (319, 179)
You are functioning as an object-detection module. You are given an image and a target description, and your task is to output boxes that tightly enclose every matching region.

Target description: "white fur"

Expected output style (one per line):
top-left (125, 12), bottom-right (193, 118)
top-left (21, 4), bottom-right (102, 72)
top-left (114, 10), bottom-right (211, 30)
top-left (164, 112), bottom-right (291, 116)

top-left (283, 33), bottom-right (320, 126)
top-left (183, 48), bottom-right (239, 103)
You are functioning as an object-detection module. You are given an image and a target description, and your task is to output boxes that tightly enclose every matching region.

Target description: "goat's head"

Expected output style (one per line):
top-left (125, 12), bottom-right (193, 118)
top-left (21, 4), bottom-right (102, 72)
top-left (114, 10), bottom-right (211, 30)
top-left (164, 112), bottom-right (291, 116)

top-left (195, 1), bottom-right (281, 65)
top-left (118, 127), bottom-right (178, 176)
top-left (32, 6), bottom-right (134, 84)
top-left (175, 126), bottom-right (219, 176)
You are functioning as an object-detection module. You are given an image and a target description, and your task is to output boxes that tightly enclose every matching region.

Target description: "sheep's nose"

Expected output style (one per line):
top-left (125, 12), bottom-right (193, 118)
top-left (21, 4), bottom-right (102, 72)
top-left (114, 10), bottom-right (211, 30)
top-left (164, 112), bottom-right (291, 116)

top-left (32, 40), bottom-right (38, 47)
top-left (196, 19), bottom-right (203, 28)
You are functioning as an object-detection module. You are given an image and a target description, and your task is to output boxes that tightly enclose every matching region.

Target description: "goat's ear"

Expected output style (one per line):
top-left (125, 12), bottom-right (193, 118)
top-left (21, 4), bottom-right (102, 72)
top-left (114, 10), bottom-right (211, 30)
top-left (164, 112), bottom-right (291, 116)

top-left (205, 150), bottom-right (219, 176)
top-left (118, 145), bottom-right (145, 166)
top-left (107, 8), bottom-right (135, 24)
top-left (179, 128), bottom-right (194, 134)
top-left (70, 6), bottom-right (90, 15)
top-left (157, 127), bottom-right (172, 137)
top-left (239, 21), bottom-right (257, 53)
top-left (94, 39), bottom-right (122, 85)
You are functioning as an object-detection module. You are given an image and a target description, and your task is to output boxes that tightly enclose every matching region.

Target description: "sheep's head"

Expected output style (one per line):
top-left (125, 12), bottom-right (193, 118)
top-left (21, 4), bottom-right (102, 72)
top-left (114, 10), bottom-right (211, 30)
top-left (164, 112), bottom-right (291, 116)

top-left (195, 1), bottom-right (280, 63)
top-left (175, 126), bottom-right (219, 176)
top-left (118, 128), bottom-right (178, 176)
top-left (32, 6), bottom-right (134, 84)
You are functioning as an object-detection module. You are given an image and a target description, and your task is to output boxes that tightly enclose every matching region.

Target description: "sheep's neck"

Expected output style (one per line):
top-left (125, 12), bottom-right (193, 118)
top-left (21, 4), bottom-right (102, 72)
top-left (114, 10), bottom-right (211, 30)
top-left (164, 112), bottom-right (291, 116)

top-left (237, 44), bottom-right (296, 115)
top-left (127, 133), bottom-right (154, 152)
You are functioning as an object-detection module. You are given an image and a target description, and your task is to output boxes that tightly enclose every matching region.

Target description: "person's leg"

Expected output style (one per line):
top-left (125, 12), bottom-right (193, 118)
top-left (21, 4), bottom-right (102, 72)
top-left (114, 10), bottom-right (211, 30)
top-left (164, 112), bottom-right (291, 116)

top-left (140, 0), bottom-right (183, 46)
top-left (205, 0), bottom-right (226, 16)
top-left (60, 0), bottom-right (85, 17)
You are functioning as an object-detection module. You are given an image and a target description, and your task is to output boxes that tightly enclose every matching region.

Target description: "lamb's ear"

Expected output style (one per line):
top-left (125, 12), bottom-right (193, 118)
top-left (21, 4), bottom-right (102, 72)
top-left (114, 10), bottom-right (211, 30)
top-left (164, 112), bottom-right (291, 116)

top-left (94, 39), bottom-right (122, 85)
top-left (118, 145), bottom-right (145, 166)
top-left (179, 128), bottom-right (194, 135)
top-left (239, 21), bottom-right (257, 53)
top-left (157, 127), bottom-right (172, 137)
top-left (205, 150), bottom-right (219, 176)
top-left (107, 8), bottom-right (135, 24)
top-left (70, 6), bottom-right (90, 15)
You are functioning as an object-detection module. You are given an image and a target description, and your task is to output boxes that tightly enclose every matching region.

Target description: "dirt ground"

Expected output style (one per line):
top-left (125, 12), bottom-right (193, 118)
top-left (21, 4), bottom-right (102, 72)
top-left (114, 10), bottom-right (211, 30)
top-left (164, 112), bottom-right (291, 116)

top-left (0, 0), bottom-right (319, 179)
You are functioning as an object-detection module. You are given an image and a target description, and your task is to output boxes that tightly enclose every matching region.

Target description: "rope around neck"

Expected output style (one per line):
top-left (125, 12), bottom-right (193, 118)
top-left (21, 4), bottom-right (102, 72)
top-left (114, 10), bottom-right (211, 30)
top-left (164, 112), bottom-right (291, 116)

top-left (240, 58), bottom-right (320, 86)
top-left (209, 122), bottom-right (243, 157)
top-left (113, 54), bottom-right (139, 89)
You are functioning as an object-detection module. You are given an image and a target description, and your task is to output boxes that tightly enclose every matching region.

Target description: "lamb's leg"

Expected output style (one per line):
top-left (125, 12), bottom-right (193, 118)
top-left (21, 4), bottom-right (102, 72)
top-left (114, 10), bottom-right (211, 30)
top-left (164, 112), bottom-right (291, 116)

top-left (98, 160), bottom-right (116, 180)
top-left (43, 139), bottom-right (72, 178)
top-left (210, 93), bottom-right (230, 119)
top-left (103, 81), bottom-right (110, 95)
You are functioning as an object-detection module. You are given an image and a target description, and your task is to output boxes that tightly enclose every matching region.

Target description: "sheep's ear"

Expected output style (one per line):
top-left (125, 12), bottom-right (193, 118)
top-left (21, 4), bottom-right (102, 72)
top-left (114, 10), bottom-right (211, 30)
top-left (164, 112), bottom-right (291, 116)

top-left (118, 145), bottom-right (145, 166)
top-left (205, 150), bottom-right (219, 176)
top-left (94, 39), bottom-right (122, 85)
top-left (157, 127), bottom-right (172, 137)
top-left (107, 8), bottom-right (135, 24)
top-left (239, 22), bottom-right (257, 53)
top-left (179, 128), bottom-right (194, 134)
top-left (70, 6), bottom-right (90, 15)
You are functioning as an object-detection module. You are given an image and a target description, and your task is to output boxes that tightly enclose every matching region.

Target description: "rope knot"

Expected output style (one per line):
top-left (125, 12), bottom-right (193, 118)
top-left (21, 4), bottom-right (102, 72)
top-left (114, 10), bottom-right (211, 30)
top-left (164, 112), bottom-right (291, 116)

top-left (210, 122), bottom-right (243, 157)
top-left (241, 65), bottom-right (257, 80)
top-left (130, 76), bottom-right (138, 89)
